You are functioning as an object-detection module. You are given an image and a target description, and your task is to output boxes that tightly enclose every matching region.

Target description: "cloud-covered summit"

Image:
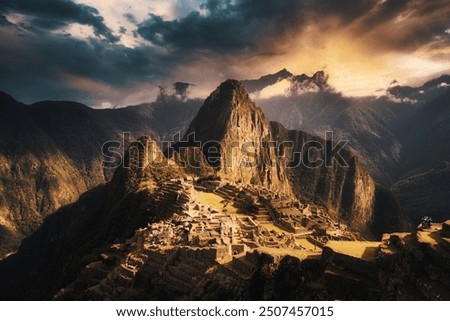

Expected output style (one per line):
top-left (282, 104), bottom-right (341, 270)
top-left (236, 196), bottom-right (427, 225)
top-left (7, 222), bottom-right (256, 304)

top-left (242, 69), bottom-right (335, 99)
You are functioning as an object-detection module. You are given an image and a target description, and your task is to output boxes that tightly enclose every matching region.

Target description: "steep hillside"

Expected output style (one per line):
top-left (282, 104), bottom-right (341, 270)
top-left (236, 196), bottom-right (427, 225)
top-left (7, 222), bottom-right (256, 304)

top-left (0, 136), bottom-right (183, 299)
top-left (0, 91), bottom-right (200, 257)
top-left (392, 166), bottom-right (450, 224)
top-left (381, 80), bottom-right (450, 224)
top-left (253, 87), bottom-right (409, 185)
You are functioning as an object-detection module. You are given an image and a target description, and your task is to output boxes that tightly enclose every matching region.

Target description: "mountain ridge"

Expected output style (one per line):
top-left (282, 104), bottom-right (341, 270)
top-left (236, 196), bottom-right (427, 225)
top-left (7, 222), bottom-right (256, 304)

top-left (242, 69), bottom-right (293, 93)
top-left (0, 79), bottom-right (412, 299)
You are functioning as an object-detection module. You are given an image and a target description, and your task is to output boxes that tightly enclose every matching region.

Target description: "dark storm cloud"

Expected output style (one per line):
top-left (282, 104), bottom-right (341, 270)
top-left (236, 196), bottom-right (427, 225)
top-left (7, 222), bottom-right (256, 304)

top-left (0, 0), bottom-right (184, 104)
top-left (0, 0), bottom-right (119, 42)
top-left (173, 82), bottom-right (191, 96)
top-left (0, 24), bottom-right (167, 104)
top-left (173, 82), bottom-right (195, 100)
top-left (0, 14), bottom-right (9, 26)
top-left (0, 0), bottom-right (449, 105)
top-left (137, 0), bottom-right (309, 54)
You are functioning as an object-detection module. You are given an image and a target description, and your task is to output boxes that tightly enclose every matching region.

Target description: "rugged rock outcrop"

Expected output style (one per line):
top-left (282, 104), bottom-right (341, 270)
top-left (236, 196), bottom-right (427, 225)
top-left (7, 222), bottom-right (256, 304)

top-left (254, 89), bottom-right (405, 185)
top-left (180, 80), bottom-right (293, 196)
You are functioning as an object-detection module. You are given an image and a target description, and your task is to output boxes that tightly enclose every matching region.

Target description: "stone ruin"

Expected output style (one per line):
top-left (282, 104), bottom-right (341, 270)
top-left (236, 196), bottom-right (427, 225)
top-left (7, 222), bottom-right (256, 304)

top-left (133, 178), bottom-right (351, 259)
top-left (53, 178), bottom-right (449, 300)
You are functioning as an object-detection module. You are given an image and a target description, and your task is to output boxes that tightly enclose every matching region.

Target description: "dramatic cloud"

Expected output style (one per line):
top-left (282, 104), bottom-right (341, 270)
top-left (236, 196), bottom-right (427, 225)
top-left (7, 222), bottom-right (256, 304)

top-left (0, 0), bottom-right (119, 42)
top-left (137, 0), bottom-right (309, 55)
top-left (0, 25), bottom-right (168, 103)
top-left (0, 0), bottom-right (449, 105)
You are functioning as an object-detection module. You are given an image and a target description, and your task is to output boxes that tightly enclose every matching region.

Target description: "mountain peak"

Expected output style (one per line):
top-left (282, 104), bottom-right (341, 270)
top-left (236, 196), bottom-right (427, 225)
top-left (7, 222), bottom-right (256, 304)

top-left (241, 69), bottom-right (293, 93)
top-left (274, 68), bottom-right (293, 78)
top-left (312, 70), bottom-right (327, 82)
top-left (184, 79), bottom-right (261, 143)
top-left (112, 135), bottom-right (181, 193)
top-left (242, 70), bottom-right (331, 96)
top-left (220, 78), bottom-right (244, 89)
top-left (204, 79), bottom-right (256, 114)
top-left (181, 79), bottom-right (292, 194)
top-left (214, 79), bottom-right (248, 100)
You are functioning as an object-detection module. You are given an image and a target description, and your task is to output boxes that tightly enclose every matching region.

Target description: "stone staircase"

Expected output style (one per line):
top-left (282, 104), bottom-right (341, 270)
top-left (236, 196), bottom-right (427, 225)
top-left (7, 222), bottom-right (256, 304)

top-left (232, 230), bottom-right (242, 244)
top-left (71, 245), bottom-right (188, 300)
top-left (53, 242), bottom-right (135, 300)
top-left (253, 203), bottom-right (271, 224)
top-left (214, 184), bottom-right (240, 201)
top-left (152, 182), bottom-right (191, 216)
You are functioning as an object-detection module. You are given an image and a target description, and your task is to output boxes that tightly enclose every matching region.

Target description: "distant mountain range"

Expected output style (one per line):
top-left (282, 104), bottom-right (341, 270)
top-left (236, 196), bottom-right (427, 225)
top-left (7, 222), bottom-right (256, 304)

top-left (242, 69), bottom-right (331, 96)
top-left (242, 70), bottom-right (450, 224)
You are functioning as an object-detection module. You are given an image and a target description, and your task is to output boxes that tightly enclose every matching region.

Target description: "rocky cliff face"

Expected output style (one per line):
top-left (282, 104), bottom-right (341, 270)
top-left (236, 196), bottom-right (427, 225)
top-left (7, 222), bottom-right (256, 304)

top-left (181, 80), bottom-right (293, 196)
top-left (255, 91), bottom-right (405, 185)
